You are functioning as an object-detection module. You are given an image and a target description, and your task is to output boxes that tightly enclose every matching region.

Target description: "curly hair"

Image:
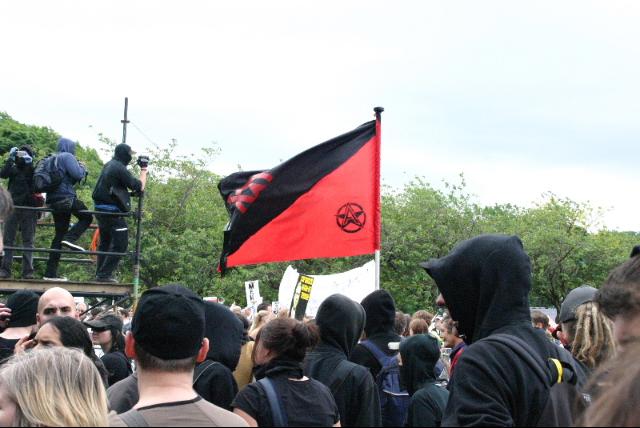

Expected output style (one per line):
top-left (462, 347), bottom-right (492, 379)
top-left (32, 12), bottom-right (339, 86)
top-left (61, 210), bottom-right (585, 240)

top-left (596, 254), bottom-right (640, 319)
top-left (563, 302), bottom-right (617, 369)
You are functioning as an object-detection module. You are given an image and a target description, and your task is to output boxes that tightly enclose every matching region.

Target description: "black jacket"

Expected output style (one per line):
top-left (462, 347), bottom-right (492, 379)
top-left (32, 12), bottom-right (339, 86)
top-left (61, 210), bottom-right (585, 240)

top-left (193, 302), bottom-right (244, 411)
top-left (93, 145), bottom-right (142, 211)
top-left (305, 294), bottom-right (382, 427)
top-left (400, 335), bottom-right (449, 428)
top-left (0, 146), bottom-right (36, 206)
top-left (423, 235), bottom-right (588, 427)
top-left (350, 290), bottom-right (402, 379)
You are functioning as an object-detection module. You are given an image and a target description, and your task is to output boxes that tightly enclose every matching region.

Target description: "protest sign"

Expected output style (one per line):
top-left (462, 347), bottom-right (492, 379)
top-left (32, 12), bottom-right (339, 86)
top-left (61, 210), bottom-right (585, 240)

top-left (278, 260), bottom-right (376, 318)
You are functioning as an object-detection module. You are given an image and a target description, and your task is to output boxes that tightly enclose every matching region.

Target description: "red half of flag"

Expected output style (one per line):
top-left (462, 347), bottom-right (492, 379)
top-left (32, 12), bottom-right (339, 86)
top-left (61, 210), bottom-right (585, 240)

top-left (218, 117), bottom-right (381, 273)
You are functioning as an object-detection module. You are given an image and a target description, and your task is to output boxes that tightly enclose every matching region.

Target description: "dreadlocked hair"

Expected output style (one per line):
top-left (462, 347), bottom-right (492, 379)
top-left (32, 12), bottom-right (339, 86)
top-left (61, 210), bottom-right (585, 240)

top-left (564, 301), bottom-right (617, 369)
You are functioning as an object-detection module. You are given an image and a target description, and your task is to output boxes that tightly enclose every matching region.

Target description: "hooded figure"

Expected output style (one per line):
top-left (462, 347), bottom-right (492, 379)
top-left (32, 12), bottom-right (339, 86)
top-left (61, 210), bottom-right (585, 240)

top-left (422, 234), bottom-right (588, 427)
top-left (44, 138), bottom-right (93, 281)
top-left (92, 143), bottom-right (144, 282)
top-left (47, 138), bottom-right (87, 203)
top-left (193, 301), bottom-right (244, 411)
top-left (0, 290), bottom-right (39, 362)
top-left (400, 335), bottom-right (449, 428)
top-left (0, 145), bottom-right (38, 279)
top-left (350, 290), bottom-right (402, 379)
top-left (305, 294), bottom-right (382, 427)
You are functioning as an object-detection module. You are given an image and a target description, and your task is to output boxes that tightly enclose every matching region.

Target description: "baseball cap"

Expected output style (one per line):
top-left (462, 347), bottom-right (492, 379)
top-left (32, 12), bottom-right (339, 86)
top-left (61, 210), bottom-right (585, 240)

top-left (84, 314), bottom-right (123, 332)
top-left (558, 285), bottom-right (598, 324)
top-left (131, 284), bottom-right (205, 360)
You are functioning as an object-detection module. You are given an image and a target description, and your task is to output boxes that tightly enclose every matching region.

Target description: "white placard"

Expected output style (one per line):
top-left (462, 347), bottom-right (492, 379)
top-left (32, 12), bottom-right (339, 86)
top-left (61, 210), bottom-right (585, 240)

top-left (245, 280), bottom-right (263, 310)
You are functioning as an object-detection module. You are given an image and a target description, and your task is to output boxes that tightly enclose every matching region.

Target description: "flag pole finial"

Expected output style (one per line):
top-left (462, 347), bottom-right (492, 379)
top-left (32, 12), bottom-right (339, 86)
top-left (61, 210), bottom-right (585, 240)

top-left (374, 106), bottom-right (384, 116)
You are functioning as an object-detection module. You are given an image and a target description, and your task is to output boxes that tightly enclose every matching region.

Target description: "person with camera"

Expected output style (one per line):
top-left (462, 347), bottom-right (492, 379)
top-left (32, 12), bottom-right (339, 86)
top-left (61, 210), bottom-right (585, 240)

top-left (44, 138), bottom-right (92, 282)
top-left (0, 146), bottom-right (38, 280)
top-left (92, 143), bottom-right (147, 283)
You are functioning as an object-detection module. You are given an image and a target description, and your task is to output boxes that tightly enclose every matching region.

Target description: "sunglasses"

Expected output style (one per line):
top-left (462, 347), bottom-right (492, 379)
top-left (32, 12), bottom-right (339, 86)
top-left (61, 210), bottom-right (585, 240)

top-left (91, 327), bottom-right (110, 333)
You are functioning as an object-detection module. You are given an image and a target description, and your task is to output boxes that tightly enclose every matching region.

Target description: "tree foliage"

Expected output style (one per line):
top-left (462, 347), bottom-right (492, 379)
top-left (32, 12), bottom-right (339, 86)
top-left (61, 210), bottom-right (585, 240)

top-left (0, 113), bottom-right (637, 315)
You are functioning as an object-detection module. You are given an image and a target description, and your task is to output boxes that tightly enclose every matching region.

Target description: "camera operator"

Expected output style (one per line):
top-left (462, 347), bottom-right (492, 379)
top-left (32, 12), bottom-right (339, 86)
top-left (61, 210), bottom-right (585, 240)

top-left (92, 144), bottom-right (148, 283)
top-left (0, 146), bottom-right (38, 279)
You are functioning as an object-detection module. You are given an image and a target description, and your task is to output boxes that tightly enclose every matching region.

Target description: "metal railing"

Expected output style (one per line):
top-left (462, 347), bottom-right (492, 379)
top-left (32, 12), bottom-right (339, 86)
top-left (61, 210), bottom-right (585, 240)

top-left (3, 193), bottom-right (145, 301)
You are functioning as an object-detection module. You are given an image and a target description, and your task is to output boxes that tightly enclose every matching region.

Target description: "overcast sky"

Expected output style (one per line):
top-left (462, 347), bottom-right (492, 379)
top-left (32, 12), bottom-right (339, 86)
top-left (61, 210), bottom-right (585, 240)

top-left (1, 1), bottom-right (638, 231)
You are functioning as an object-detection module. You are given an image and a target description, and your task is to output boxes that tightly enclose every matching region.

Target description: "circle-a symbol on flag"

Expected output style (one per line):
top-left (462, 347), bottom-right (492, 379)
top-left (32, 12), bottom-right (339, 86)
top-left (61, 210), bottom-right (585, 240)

top-left (336, 203), bottom-right (367, 233)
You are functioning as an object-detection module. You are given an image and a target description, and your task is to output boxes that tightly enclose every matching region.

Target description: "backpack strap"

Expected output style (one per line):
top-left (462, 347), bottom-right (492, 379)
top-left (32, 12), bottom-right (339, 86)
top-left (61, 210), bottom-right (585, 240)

top-left (193, 360), bottom-right (220, 386)
top-left (327, 360), bottom-right (359, 395)
top-left (483, 334), bottom-right (555, 386)
top-left (360, 340), bottom-right (394, 367)
top-left (119, 409), bottom-right (150, 427)
top-left (258, 377), bottom-right (289, 427)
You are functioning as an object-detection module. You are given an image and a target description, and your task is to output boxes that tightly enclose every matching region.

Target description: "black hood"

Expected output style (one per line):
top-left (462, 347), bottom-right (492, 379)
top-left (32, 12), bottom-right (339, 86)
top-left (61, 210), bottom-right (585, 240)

top-left (361, 290), bottom-right (397, 337)
top-left (400, 334), bottom-right (440, 395)
top-left (6, 290), bottom-right (39, 328)
top-left (114, 144), bottom-right (133, 166)
top-left (203, 302), bottom-right (244, 371)
top-left (422, 234), bottom-right (532, 344)
top-left (316, 294), bottom-right (365, 357)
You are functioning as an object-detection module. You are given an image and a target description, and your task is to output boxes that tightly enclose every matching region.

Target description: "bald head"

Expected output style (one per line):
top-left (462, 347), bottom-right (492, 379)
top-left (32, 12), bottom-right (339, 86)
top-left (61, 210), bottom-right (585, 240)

top-left (37, 287), bottom-right (78, 326)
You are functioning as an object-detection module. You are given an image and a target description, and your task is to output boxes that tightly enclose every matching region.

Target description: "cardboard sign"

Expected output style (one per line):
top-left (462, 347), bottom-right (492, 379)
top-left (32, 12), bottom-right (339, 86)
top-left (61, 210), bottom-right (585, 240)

top-left (289, 275), bottom-right (315, 320)
top-left (245, 280), bottom-right (263, 310)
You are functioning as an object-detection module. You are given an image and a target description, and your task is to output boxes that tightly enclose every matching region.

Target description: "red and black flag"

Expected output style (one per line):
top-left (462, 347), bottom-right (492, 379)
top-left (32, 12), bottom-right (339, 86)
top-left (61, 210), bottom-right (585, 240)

top-left (218, 111), bottom-right (382, 273)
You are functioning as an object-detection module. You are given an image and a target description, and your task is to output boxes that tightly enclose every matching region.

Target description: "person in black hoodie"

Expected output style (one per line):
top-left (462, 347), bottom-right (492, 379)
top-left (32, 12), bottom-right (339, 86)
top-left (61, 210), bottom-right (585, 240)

top-left (0, 145), bottom-right (38, 279)
top-left (92, 143), bottom-right (147, 283)
top-left (305, 294), bottom-right (382, 427)
top-left (421, 234), bottom-right (588, 427)
top-left (400, 334), bottom-right (449, 428)
top-left (193, 301), bottom-right (244, 411)
top-left (350, 290), bottom-right (402, 379)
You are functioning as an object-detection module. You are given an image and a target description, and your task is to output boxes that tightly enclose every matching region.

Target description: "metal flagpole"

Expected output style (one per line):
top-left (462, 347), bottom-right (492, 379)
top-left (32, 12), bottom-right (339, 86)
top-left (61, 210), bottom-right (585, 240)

top-left (374, 106), bottom-right (384, 291)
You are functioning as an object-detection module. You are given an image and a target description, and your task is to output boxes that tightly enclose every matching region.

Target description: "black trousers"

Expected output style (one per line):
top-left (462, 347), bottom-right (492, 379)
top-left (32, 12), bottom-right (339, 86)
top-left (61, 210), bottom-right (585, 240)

top-left (1, 210), bottom-right (38, 277)
top-left (96, 213), bottom-right (129, 279)
top-left (45, 198), bottom-right (93, 278)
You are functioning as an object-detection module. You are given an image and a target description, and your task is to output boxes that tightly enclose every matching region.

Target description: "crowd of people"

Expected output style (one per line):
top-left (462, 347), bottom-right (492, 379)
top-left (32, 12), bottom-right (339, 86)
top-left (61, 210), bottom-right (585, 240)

top-left (0, 138), bottom-right (148, 283)
top-left (0, 237), bottom-right (635, 426)
top-left (0, 144), bottom-right (638, 426)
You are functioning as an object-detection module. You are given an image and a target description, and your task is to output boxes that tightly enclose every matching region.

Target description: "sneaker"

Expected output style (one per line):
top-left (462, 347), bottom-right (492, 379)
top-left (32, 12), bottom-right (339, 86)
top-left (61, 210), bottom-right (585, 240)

top-left (96, 277), bottom-right (119, 284)
top-left (61, 241), bottom-right (86, 252)
top-left (43, 276), bottom-right (69, 282)
top-left (22, 273), bottom-right (35, 280)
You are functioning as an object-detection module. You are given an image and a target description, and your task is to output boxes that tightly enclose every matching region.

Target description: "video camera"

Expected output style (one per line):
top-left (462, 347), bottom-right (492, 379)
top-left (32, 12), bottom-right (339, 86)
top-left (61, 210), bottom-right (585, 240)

top-left (14, 150), bottom-right (33, 167)
top-left (137, 155), bottom-right (150, 169)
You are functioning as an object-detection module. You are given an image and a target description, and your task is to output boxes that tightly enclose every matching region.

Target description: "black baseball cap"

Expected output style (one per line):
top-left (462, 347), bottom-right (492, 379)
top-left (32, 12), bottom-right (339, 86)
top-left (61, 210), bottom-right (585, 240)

top-left (558, 285), bottom-right (598, 324)
top-left (132, 285), bottom-right (205, 360)
top-left (85, 314), bottom-right (123, 331)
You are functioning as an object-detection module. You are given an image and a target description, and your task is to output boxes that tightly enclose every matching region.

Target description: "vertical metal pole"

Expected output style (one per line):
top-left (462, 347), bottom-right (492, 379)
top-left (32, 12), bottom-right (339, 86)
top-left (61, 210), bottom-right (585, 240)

top-left (121, 97), bottom-right (142, 303)
top-left (133, 192), bottom-right (144, 304)
top-left (121, 97), bottom-right (129, 144)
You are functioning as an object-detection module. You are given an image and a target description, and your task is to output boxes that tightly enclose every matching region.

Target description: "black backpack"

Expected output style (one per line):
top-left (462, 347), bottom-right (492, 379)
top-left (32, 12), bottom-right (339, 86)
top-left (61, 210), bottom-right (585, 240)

top-left (361, 341), bottom-right (410, 427)
top-left (33, 155), bottom-right (64, 193)
top-left (483, 334), bottom-right (591, 427)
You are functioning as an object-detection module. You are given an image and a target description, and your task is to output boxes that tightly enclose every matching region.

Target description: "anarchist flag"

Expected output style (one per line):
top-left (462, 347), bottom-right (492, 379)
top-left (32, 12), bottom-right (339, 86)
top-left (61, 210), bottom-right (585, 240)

top-left (218, 112), bottom-right (382, 273)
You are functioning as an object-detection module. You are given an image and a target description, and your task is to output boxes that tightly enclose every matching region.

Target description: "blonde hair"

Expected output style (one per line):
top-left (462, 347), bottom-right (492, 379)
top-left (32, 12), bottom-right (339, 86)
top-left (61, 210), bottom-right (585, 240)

top-left (0, 347), bottom-right (109, 427)
top-left (564, 302), bottom-right (617, 369)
